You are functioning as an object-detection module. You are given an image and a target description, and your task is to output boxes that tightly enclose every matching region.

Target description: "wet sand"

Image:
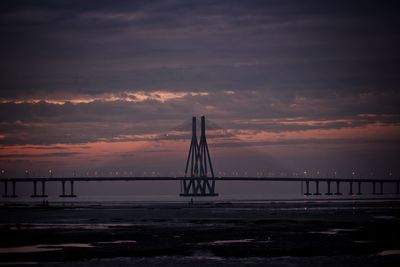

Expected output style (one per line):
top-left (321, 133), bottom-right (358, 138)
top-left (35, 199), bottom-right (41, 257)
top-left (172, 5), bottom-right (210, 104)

top-left (0, 200), bottom-right (400, 266)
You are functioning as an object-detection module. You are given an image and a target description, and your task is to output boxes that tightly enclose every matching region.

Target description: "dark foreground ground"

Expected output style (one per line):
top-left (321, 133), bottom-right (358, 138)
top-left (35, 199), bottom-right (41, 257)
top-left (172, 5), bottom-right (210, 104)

top-left (0, 200), bottom-right (399, 266)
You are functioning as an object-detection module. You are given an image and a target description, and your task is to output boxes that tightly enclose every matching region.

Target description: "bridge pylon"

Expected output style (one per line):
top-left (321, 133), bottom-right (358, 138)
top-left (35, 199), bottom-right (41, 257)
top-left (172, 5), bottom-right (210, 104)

top-left (180, 116), bottom-right (218, 197)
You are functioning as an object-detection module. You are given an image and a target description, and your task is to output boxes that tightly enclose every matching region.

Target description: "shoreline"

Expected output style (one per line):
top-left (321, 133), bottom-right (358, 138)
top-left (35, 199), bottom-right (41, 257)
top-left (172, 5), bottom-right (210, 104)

top-left (1, 196), bottom-right (400, 209)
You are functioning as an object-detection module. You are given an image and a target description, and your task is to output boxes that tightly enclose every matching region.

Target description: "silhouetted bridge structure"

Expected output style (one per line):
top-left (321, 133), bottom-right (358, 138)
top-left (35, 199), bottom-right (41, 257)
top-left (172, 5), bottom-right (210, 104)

top-left (1, 116), bottom-right (399, 199)
top-left (1, 176), bottom-right (400, 199)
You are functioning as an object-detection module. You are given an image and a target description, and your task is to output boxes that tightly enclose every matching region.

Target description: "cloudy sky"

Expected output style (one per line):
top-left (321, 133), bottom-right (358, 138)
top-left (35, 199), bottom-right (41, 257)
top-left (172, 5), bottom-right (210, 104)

top-left (1, 0), bottom-right (399, 178)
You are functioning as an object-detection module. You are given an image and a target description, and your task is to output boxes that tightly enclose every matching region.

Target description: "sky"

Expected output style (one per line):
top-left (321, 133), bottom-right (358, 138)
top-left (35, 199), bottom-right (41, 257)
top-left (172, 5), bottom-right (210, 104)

top-left (0, 0), bottom-right (400, 180)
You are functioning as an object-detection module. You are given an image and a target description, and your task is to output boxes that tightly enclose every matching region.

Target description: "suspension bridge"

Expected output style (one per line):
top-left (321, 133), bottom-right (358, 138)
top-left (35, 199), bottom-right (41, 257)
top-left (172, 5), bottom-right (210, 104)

top-left (1, 116), bottom-right (399, 199)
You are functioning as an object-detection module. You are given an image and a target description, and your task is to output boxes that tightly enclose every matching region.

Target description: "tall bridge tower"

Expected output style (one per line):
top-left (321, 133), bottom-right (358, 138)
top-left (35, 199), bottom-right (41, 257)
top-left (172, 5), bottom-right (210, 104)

top-left (180, 116), bottom-right (218, 197)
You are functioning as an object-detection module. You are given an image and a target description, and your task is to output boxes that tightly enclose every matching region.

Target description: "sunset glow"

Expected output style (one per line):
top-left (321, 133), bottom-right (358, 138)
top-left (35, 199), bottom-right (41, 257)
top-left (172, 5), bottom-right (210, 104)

top-left (0, 0), bottom-right (399, 178)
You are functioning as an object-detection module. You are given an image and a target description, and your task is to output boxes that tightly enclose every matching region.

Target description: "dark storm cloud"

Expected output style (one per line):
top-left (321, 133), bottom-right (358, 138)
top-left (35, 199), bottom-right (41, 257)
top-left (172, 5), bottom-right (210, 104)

top-left (1, 0), bottom-right (399, 96)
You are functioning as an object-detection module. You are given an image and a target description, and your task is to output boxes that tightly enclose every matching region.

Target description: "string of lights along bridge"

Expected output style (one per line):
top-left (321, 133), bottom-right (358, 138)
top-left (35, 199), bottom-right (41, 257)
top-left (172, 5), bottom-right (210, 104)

top-left (1, 116), bottom-right (399, 198)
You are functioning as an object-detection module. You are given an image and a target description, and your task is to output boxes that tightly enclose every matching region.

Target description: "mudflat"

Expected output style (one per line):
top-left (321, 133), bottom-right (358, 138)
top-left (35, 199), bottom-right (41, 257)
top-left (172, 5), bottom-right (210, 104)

top-left (0, 200), bottom-right (399, 266)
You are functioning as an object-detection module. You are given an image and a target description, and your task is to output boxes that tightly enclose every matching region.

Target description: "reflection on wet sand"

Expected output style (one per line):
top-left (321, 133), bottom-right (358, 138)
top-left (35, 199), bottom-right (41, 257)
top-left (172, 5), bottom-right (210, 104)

top-left (0, 201), bottom-right (399, 266)
top-left (0, 243), bottom-right (92, 253)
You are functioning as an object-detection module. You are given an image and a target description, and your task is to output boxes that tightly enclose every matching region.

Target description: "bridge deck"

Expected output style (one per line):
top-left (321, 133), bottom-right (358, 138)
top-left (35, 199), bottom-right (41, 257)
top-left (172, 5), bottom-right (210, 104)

top-left (0, 177), bottom-right (398, 183)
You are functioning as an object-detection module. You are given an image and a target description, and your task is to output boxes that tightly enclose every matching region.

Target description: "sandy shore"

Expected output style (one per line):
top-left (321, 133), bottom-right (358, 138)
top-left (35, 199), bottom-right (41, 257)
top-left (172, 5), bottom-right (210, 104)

top-left (0, 200), bottom-right (399, 266)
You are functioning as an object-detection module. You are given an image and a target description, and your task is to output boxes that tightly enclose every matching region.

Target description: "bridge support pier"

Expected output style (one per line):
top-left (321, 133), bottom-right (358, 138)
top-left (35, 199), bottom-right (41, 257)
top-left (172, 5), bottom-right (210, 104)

top-left (357, 181), bottom-right (362, 195)
top-left (60, 181), bottom-right (77, 197)
top-left (313, 181), bottom-right (321, 195)
top-left (334, 181), bottom-right (342, 195)
top-left (31, 181), bottom-right (37, 197)
top-left (397, 182), bottom-right (400, 195)
top-left (11, 181), bottom-right (17, 198)
top-left (61, 181), bottom-right (65, 196)
top-left (349, 182), bottom-right (353, 195)
top-left (41, 181), bottom-right (46, 197)
top-left (2, 181), bottom-right (9, 198)
top-left (31, 181), bottom-right (48, 198)
top-left (325, 181), bottom-right (332, 195)
top-left (372, 182), bottom-right (376, 195)
top-left (304, 181), bottom-right (311, 195)
top-left (379, 182), bottom-right (384, 195)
